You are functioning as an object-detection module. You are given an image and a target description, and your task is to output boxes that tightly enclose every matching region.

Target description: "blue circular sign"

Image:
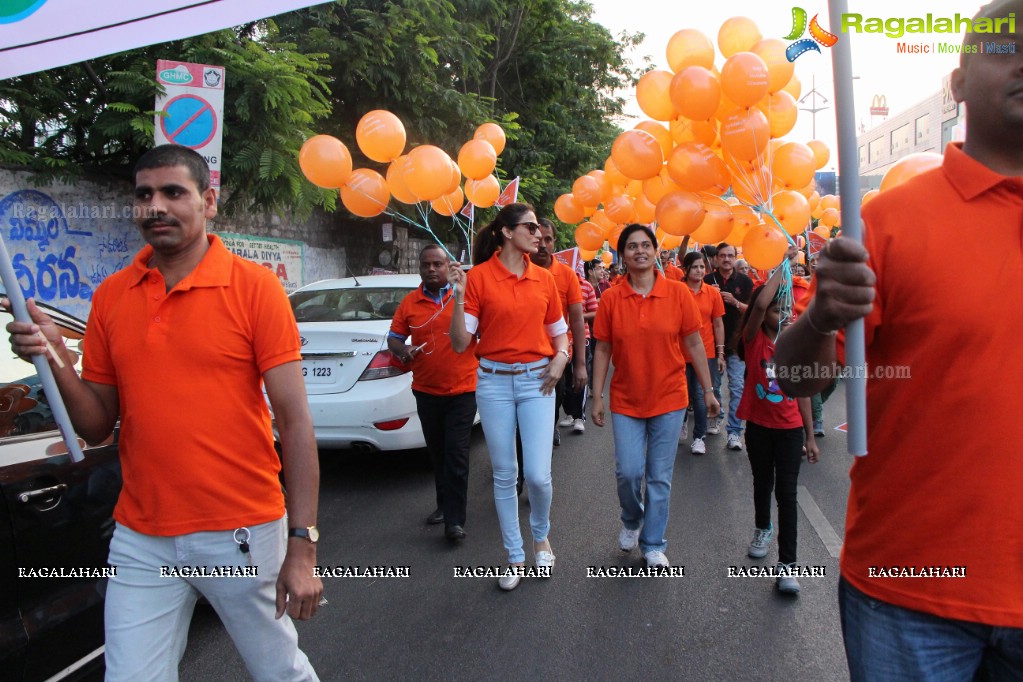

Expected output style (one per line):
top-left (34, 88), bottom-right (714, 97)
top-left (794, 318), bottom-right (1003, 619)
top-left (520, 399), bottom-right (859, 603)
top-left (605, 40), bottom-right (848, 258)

top-left (160, 94), bottom-right (217, 150)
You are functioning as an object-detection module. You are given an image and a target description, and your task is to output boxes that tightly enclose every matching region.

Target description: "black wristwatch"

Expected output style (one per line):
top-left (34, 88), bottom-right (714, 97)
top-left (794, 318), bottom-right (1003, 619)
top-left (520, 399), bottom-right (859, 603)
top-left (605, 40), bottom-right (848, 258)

top-left (288, 525), bottom-right (320, 543)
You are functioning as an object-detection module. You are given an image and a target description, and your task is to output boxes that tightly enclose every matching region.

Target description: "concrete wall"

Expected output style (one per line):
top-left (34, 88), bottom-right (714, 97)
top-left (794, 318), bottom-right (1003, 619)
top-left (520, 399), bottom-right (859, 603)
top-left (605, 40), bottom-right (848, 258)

top-left (0, 167), bottom-right (440, 319)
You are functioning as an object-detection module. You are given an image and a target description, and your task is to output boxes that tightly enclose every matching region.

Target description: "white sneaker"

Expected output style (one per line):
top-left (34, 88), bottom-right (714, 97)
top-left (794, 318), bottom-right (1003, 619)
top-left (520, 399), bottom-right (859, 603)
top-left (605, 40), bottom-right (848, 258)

top-left (644, 550), bottom-right (670, 568)
top-left (679, 422), bottom-right (688, 443)
top-left (776, 563), bottom-right (801, 594)
top-left (558, 415), bottom-right (574, 428)
top-left (572, 418), bottom-right (585, 433)
top-left (691, 437), bottom-right (706, 455)
top-left (619, 526), bottom-right (640, 552)
top-left (748, 523), bottom-right (774, 559)
top-left (706, 420), bottom-right (720, 435)
top-left (727, 433), bottom-right (743, 451)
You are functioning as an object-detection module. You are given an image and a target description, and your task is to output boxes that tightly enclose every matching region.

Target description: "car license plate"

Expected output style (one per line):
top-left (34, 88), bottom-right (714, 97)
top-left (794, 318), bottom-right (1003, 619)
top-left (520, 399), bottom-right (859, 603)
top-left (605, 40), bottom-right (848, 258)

top-left (302, 360), bottom-right (338, 384)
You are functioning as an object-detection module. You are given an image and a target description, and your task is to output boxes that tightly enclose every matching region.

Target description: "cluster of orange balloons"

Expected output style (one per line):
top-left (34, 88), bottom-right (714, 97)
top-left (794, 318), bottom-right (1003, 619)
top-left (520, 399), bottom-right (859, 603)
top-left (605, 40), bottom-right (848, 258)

top-left (299, 112), bottom-right (509, 219)
top-left (554, 17), bottom-right (841, 270)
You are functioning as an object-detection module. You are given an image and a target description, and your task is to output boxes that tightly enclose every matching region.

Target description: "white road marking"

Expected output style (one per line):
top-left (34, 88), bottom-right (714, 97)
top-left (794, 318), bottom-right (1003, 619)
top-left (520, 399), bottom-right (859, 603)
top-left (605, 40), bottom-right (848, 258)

top-left (798, 485), bottom-right (843, 558)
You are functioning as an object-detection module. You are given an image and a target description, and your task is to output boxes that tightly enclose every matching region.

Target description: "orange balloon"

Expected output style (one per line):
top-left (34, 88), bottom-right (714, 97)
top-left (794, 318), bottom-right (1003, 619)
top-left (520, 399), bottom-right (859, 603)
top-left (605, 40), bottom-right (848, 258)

top-left (670, 117), bottom-right (720, 148)
top-left (604, 157), bottom-right (630, 186)
top-left (575, 221), bottom-right (605, 251)
top-left (473, 122), bottom-right (506, 155)
top-left (625, 179), bottom-right (644, 198)
top-left (583, 203), bottom-right (597, 217)
top-left (750, 39), bottom-right (794, 94)
top-left (590, 210), bottom-right (617, 237)
top-left (720, 108), bottom-right (770, 161)
top-left (579, 248), bottom-right (598, 261)
top-left (771, 190), bottom-right (812, 235)
top-left (772, 142), bottom-right (817, 190)
top-left (634, 194), bottom-right (657, 224)
top-left (655, 191), bottom-right (706, 236)
top-left (341, 168), bottom-right (390, 217)
top-left (573, 175), bottom-right (603, 207)
top-left (612, 130), bottom-right (664, 180)
top-left (691, 195), bottom-right (734, 244)
top-left (609, 224), bottom-right (627, 248)
top-left (586, 169), bottom-right (613, 203)
top-left (819, 194), bottom-right (840, 211)
top-left (724, 203), bottom-right (757, 246)
top-left (879, 152), bottom-right (943, 192)
top-left (861, 189), bottom-right (879, 207)
top-left (807, 140), bottom-right (830, 169)
top-left (636, 70), bottom-right (676, 122)
top-left (813, 225), bottom-right (832, 239)
top-left (720, 52), bottom-right (770, 107)
top-left (819, 207), bottom-right (840, 227)
top-left (634, 121), bottom-right (673, 160)
top-left (781, 72), bottom-right (801, 100)
top-left (714, 91), bottom-right (743, 124)
top-left (299, 135), bottom-right (353, 189)
top-left (356, 110), bottom-right (406, 163)
top-left (756, 91), bottom-right (798, 139)
top-left (667, 142), bottom-right (730, 194)
top-left (670, 67), bottom-right (721, 122)
top-left (794, 179), bottom-right (816, 199)
top-left (718, 16), bottom-right (762, 58)
top-left (554, 194), bottom-right (585, 224)
top-left (742, 223), bottom-right (788, 269)
top-left (465, 175), bottom-right (501, 208)
top-left (601, 251), bottom-right (614, 267)
top-left (457, 139), bottom-right (497, 180)
top-left (605, 194), bottom-right (636, 224)
top-left (386, 156), bottom-right (418, 204)
top-left (808, 190), bottom-right (821, 210)
top-left (431, 186), bottom-right (465, 216)
top-left (642, 172), bottom-right (681, 204)
top-left (403, 145), bottom-right (454, 201)
top-left (446, 159), bottom-right (462, 194)
top-left (666, 28), bottom-right (715, 71)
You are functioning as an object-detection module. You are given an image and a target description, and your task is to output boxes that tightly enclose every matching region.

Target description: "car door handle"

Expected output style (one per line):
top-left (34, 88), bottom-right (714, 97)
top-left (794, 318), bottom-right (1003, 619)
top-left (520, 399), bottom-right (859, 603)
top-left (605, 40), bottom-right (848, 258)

top-left (18, 484), bottom-right (68, 504)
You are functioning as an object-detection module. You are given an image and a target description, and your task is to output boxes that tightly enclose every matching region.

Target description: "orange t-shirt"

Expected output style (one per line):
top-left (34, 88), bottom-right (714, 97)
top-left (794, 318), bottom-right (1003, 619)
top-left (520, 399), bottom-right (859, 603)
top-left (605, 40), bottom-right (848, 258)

top-left (464, 253), bottom-right (566, 363)
top-left (682, 283), bottom-right (725, 361)
top-left (662, 263), bottom-right (684, 282)
top-left (82, 235), bottom-right (297, 535)
top-left (547, 258), bottom-right (583, 355)
top-left (798, 143), bottom-right (1023, 627)
top-left (390, 285), bottom-right (478, 396)
top-left (593, 273), bottom-right (702, 418)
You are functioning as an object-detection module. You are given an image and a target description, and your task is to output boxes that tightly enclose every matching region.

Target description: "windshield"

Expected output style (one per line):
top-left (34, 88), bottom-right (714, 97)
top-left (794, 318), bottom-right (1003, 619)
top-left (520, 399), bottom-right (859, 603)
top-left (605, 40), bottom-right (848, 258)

top-left (290, 287), bottom-right (416, 322)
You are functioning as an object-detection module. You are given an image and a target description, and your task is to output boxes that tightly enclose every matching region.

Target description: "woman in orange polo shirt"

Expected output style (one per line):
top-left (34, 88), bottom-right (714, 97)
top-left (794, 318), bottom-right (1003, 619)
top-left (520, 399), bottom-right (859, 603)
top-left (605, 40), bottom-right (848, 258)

top-left (590, 224), bottom-right (720, 569)
top-left (679, 251), bottom-right (725, 455)
top-left (448, 203), bottom-right (569, 591)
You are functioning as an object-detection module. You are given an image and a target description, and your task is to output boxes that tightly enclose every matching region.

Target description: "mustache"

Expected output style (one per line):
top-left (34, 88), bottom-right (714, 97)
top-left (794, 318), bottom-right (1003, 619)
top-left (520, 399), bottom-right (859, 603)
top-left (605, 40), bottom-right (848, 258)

top-left (141, 216), bottom-right (180, 229)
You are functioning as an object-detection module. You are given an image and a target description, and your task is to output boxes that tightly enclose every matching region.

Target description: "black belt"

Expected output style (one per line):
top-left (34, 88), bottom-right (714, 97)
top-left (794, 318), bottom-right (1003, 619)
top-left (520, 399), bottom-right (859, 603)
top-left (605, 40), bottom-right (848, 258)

top-left (480, 363), bottom-right (548, 376)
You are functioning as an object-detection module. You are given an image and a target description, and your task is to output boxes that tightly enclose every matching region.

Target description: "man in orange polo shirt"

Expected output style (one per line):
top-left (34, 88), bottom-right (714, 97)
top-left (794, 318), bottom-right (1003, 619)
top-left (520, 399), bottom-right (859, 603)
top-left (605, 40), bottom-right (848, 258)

top-left (388, 244), bottom-right (478, 540)
top-left (532, 218), bottom-right (587, 440)
top-left (775, 2), bottom-right (1023, 676)
top-left (659, 249), bottom-right (684, 281)
top-left (7, 145), bottom-right (321, 681)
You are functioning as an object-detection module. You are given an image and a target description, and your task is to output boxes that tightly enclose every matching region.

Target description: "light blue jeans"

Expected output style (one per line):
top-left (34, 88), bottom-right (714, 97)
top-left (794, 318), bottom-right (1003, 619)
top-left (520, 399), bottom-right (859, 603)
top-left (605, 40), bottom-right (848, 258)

top-left (611, 409), bottom-right (685, 554)
top-left (685, 358), bottom-right (722, 439)
top-left (105, 517), bottom-right (318, 682)
top-left (476, 357), bottom-right (555, 564)
top-left (725, 353), bottom-right (746, 437)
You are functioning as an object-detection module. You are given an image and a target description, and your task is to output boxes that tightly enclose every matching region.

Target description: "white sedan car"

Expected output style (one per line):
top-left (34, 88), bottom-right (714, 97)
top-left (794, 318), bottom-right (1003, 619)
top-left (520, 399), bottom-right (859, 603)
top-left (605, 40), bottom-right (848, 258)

top-left (287, 274), bottom-right (431, 451)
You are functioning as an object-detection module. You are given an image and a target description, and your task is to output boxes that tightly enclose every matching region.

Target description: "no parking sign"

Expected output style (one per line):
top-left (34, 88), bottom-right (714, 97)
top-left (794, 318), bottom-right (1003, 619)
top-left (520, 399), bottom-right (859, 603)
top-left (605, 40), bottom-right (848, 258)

top-left (154, 60), bottom-right (225, 197)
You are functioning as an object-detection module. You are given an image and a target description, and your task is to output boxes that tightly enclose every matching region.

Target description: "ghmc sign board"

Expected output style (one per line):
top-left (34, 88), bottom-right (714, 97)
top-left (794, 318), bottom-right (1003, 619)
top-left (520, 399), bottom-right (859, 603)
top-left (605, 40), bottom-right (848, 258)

top-left (154, 60), bottom-right (226, 197)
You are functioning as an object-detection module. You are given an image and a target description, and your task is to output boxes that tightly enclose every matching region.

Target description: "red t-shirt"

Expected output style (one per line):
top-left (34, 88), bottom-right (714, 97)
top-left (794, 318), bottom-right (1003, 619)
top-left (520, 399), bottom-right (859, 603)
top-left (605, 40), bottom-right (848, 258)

top-left (736, 328), bottom-right (802, 429)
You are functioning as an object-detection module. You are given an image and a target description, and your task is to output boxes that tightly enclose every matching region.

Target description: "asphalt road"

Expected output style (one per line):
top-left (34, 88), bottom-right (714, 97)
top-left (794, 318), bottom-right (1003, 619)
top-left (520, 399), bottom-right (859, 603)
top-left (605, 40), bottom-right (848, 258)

top-left (180, 385), bottom-right (854, 681)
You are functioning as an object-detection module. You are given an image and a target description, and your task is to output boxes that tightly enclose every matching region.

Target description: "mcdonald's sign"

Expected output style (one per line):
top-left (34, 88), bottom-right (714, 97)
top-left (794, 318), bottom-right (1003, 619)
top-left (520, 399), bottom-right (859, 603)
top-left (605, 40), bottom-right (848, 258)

top-left (870, 94), bottom-right (889, 116)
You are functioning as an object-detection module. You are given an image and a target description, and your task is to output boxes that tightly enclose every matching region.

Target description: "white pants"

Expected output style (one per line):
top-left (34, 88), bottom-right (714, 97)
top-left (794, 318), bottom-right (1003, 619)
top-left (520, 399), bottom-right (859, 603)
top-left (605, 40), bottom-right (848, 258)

top-left (104, 517), bottom-right (318, 682)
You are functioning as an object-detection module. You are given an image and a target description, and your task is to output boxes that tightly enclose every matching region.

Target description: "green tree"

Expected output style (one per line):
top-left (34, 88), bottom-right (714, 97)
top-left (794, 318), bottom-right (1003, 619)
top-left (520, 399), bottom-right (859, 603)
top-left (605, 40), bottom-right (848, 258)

top-left (0, 23), bottom-right (333, 215)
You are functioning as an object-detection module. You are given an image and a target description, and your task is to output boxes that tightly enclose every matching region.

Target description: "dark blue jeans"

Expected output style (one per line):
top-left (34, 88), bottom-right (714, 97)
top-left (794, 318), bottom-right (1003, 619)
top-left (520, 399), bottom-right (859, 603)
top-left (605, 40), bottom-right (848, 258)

top-left (685, 358), bottom-right (721, 439)
top-left (839, 577), bottom-right (1023, 681)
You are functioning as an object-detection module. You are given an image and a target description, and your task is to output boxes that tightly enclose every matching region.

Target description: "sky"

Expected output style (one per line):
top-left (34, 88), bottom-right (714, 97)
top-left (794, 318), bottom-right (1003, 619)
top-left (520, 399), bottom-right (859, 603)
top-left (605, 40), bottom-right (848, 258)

top-left (587, 0), bottom-right (969, 171)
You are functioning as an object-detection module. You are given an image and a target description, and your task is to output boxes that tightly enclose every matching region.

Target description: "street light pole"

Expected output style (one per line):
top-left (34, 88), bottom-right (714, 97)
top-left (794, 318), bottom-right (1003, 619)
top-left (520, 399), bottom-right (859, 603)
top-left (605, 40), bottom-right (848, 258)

top-left (798, 74), bottom-right (860, 140)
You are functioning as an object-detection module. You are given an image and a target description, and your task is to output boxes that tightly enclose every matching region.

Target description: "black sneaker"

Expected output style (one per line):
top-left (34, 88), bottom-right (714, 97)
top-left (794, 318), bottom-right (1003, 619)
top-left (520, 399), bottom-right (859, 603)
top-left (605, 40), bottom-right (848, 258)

top-left (553, 428), bottom-right (561, 447)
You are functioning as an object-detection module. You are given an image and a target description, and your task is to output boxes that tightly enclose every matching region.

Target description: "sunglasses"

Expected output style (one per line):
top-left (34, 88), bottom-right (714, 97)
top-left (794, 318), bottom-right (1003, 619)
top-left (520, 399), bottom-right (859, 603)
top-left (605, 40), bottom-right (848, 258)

top-left (516, 222), bottom-right (541, 234)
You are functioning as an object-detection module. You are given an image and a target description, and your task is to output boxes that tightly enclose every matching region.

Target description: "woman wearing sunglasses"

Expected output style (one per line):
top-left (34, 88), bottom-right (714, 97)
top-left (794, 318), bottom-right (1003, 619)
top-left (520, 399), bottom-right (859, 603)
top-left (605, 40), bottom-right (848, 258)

top-left (448, 202), bottom-right (569, 591)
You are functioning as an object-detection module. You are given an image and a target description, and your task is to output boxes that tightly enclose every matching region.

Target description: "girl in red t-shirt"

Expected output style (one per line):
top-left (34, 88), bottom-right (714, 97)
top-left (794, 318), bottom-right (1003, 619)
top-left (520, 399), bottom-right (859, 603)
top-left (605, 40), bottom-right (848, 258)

top-left (735, 253), bottom-right (820, 595)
